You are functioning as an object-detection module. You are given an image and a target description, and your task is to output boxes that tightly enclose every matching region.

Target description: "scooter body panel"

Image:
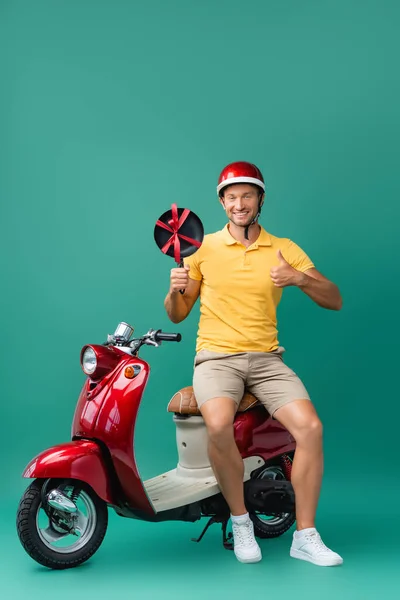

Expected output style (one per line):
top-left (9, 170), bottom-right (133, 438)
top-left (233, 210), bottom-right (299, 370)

top-left (72, 351), bottom-right (156, 515)
top-left (234, 406), bottom-right (296, 459)
top-left (22, 440), bottom-right (114, 505)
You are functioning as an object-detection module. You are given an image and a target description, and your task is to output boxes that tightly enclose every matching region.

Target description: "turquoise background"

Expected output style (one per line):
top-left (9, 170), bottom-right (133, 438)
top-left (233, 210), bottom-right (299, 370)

top-left (1, 0), bottom-right (399, 598)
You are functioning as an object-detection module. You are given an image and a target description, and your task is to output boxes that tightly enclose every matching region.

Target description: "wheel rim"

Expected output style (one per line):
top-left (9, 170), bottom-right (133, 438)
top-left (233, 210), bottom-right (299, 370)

top-left (36, 486), bottom-right (97, 553)
top-left (252, 465), bottom-right (291, 526)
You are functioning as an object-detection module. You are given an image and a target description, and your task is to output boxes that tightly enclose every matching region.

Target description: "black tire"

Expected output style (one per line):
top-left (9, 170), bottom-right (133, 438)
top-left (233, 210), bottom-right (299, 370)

top-left (249, 462), bottom-right (296, 539)
top-left (251, 510), bottom-right (295, 539)
top-left (16, 479), bottom-right (108, 570)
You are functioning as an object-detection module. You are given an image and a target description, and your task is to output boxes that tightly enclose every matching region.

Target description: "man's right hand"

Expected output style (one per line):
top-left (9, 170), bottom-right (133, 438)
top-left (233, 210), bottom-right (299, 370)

top-left (170, 265), bottom-right (190, 294)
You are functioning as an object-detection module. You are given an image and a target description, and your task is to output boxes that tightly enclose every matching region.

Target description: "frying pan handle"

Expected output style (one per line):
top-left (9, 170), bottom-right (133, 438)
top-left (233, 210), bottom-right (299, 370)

top-left (178, 260), bottom-right (185, 295)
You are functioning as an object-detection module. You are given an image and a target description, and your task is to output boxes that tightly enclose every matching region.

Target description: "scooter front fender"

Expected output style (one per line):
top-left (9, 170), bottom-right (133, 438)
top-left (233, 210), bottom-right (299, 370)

top-left (22, 440), bottom-right (114, 505)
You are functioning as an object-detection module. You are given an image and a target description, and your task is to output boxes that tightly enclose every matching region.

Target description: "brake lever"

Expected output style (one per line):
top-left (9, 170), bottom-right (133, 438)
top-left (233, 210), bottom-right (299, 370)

top-left (141, 330), bottom-right (161, 348)
top-left (144, 338), bottom-right (160, 347)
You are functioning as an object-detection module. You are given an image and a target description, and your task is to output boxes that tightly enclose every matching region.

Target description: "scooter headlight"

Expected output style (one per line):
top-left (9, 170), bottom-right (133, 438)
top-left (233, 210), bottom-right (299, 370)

top-left (80, 344), bottom-right (123, 381)
top-left (82, 347), bottom-right (97, 375)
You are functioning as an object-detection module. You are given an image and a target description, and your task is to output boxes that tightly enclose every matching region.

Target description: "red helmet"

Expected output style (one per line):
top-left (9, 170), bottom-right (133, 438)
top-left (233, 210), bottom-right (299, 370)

top-left (217, 161), bottom-right (265, 195)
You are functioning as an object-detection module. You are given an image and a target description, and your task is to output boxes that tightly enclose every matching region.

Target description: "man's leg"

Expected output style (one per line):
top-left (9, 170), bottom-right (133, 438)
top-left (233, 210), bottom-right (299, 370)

top-left (273, 399), bottom-right (343, 566)
top-left (273, 399), bottom-right (323, 530)
top-left (200, 396), bottom-right (246, 516)
top-left (193, 352), bottom-right (261, 563)
top-left (247, 352), bottom-right (343, 566)
top-left (199, 396), bottom-right (261, 563)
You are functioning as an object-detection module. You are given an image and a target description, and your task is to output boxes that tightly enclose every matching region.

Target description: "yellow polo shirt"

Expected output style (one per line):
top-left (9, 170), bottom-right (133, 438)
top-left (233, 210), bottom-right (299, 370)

top-left (184, 224), bottom-right (314, 354)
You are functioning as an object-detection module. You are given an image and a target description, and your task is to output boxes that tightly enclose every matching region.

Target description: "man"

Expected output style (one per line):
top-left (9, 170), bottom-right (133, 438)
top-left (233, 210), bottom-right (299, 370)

top-left (164, 161), bottom-right (343, 567)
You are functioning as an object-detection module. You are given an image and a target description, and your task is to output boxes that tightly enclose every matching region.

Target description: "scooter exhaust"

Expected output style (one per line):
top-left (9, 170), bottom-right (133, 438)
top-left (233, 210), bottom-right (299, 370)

top-left (47, 489), bottom-right (77, 514)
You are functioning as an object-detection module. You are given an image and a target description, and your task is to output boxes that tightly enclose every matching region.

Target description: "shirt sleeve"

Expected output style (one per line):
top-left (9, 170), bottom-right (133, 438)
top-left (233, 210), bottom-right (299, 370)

top-left (183, 249), bottom-right (203, 281)
top-left (284, 239), bottom-right (315, 273)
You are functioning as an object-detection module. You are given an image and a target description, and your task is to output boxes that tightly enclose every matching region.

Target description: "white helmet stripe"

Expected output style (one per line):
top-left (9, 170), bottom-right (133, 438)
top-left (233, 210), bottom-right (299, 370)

top-left (217, 176), bottom-right (265, 193)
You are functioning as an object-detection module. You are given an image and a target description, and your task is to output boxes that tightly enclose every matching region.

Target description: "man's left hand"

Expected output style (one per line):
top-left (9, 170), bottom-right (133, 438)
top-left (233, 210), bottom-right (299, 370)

top-left (270, 250), bottom-right (307, 288)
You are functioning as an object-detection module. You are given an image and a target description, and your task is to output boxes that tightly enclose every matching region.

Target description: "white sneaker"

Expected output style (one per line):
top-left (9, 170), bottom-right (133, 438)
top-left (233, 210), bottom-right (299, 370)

top-left (290, 528), bottom-right (343, 566)
top-left (231, 517), bottom-right (262, 564)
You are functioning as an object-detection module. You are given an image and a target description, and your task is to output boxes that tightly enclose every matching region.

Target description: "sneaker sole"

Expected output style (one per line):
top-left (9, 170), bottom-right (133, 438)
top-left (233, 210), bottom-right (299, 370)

top-left (235, 550), bottom-right (262, 564)
top-left (290, 548), bottom-right (343, 567)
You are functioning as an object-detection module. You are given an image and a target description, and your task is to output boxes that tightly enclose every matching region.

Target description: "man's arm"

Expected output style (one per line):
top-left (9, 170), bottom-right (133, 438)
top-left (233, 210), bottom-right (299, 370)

top-left (297, 268), bottom-right (342, 311)
top-left (270, 251), bottom-right (342, 311)
top-left (164, 266), bottom-right (201, 323)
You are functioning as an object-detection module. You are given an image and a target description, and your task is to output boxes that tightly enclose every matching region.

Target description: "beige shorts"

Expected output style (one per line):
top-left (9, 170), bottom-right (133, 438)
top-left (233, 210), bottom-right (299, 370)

top-left (193, 348), bottom-right (310, 416)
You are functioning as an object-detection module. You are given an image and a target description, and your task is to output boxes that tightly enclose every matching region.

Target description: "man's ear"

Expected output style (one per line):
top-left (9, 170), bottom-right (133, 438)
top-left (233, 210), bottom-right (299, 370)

top-left (259, 192), bottom-right (265, 208)
top-left (219, 195), bottom-right (226, 208)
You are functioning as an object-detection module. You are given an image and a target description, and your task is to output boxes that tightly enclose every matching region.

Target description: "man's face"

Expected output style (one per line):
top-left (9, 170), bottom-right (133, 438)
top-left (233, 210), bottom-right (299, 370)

top-left (220, 184), bottom-right (264, 228)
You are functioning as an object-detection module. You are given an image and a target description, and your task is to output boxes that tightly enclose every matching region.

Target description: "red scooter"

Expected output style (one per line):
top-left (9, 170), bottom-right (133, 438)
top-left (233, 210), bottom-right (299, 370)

top-left (17, 322), bottom-right (296, 570)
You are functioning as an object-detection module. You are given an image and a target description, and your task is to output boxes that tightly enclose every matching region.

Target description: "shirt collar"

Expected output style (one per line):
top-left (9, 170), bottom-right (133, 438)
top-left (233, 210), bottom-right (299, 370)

top-left (220, 224), bottom-right (272, 247)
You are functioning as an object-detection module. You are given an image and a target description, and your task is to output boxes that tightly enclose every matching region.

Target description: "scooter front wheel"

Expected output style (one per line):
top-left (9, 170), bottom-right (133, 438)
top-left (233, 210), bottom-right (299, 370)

top-left (16, 478), bottom-right (108, 569)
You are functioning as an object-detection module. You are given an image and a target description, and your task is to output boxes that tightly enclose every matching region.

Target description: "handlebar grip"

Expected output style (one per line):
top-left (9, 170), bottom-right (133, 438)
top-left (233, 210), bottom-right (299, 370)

top-left (155, 332), bottom-right (182, 342)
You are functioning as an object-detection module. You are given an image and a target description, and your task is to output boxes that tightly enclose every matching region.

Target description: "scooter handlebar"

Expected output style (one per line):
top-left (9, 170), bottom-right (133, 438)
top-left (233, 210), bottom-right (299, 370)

top-left (154, 331), bottom-right (182, 343)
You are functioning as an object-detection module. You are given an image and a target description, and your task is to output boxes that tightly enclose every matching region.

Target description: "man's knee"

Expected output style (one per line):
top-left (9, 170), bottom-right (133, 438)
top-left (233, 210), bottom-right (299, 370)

top-left (275, 399), bottom-right (323, 444)
top-left (206, 418), bottom-right (234, 446)
top-left (295, 416), bottom-right (323, 444)
top-left (200, 396), bottom-right (236, 447)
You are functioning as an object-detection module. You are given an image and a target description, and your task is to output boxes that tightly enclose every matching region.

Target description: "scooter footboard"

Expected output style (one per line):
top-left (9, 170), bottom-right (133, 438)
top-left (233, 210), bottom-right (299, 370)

top-left (22, 440), bottom-right (114, 504)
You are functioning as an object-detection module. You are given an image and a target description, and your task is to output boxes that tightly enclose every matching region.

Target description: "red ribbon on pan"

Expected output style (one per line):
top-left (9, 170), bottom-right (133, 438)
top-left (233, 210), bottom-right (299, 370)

top-left (156, 203), bottom-right (201, 263)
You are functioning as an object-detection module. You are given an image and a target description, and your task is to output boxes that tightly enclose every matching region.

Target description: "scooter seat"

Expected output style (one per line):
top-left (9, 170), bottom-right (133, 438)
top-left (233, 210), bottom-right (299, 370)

top-left (167, 386), bottom-right (261, 416)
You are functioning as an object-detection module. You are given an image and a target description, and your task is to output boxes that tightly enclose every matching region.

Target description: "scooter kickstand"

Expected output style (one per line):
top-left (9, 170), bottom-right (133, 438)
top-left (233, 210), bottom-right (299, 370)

top-left (222, 520), bottom-right (234, 551)
top-left (191, 517), bottom-right (217, 543)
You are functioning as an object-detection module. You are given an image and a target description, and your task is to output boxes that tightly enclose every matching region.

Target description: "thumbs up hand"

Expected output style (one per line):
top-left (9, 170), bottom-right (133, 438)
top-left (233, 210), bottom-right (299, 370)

top-left (270, 250), bottom-right (306, 288)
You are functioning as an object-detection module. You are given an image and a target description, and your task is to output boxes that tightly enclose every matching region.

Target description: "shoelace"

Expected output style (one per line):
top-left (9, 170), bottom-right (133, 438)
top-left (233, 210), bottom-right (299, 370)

top-left (304, 532), bottom-right (330, 553)
top-left (232, 520), bottom-right (256, 547)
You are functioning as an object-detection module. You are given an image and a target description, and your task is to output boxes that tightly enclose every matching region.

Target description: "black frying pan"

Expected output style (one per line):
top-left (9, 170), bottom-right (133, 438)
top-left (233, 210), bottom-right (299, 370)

top-left (154, 203), bottom-right (204, 293)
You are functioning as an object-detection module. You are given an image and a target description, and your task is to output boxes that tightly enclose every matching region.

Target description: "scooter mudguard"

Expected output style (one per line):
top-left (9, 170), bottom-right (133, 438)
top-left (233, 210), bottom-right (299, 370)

top-left (22, 440), bottom-right (114, 505)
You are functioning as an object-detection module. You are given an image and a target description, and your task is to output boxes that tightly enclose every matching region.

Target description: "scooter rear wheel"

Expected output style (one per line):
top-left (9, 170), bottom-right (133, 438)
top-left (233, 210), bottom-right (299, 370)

top-left (249, 463), bottom-right (296, 539)
top-left (16, 478), bottom-right (108, 569)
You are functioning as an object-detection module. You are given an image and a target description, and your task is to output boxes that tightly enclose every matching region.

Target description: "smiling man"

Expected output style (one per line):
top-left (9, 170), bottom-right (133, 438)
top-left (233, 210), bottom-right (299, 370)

top-left (164, 161), bottom-right (343, 567)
